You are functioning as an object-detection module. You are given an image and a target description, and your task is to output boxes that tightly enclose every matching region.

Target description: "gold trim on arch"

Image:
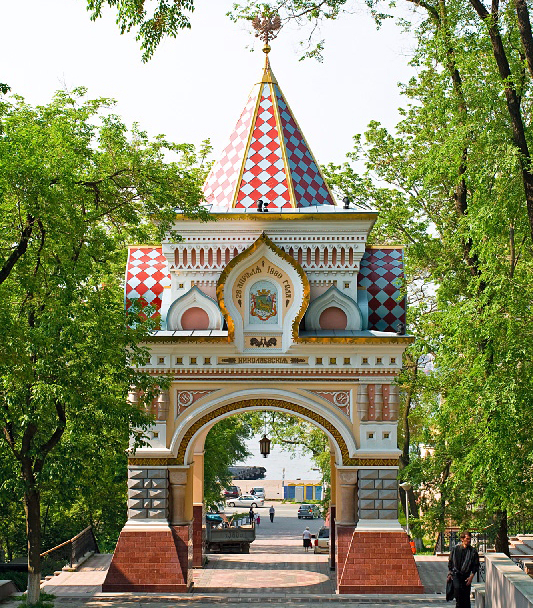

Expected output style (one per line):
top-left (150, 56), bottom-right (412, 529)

top-left (128, 457), bottom-right (180, 466)
top-left (175, 398), bottom-right (350, 465)
top-left (215, 232), bottom-right (310, 343)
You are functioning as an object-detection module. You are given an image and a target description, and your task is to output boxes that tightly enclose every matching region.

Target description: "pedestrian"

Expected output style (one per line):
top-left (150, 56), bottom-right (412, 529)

top-left (269, 505), bottom-right (275, 523)
top-left (249, 507), bottom-right (254, 524)
top-left (256, 513), bottom-right (260, 525)
top-left (250, 488), bottom-right (255, 495)
top-left (447, 531), bottom-right (479, 608)
top-left (302, 526), bottom-right (312, 552)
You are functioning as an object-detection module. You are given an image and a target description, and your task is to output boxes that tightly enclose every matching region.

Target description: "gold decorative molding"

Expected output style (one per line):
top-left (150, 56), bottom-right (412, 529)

top-left (347, 458), bottom-right (399, 466)
top-left (215, 233), bottom-right (310, 344)
top-left (142, 334), bottom-right (413, 345)
top-left (128, 457), bottom-right (180, 466)
top-left (175, 398), bottom-right (352, 465)
top-left (176, 212), bottom-right (379, 222)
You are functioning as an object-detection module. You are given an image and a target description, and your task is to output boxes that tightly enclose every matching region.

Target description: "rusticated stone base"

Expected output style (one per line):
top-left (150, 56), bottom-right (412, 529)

top-left (336, 527), bottom-right (424, 594)
top-left (192, 505), bottom-right (204, 568)
top-left (102, 524), bottom-right (192, 592)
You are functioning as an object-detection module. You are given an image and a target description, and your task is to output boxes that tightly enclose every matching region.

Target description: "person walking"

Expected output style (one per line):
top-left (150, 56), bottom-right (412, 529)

top-left (269, 505), bottom-right (275, 523)
top-left (249, 507), bottom-right (254, 524)
top-left (302, 527), bottom-right (312, 552)
top-left (447, 531), bottom-right (479, 608)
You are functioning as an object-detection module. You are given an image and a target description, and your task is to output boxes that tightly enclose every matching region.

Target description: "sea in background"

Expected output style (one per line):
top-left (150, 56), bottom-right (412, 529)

top-left (235, 433), bottom-right (321, 481)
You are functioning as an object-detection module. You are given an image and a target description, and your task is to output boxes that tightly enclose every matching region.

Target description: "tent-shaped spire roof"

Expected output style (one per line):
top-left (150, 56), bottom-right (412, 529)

top-left (202, 52), bottom-right (336, 211)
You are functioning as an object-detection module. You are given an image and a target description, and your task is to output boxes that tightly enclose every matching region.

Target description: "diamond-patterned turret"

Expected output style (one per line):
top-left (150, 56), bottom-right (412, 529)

top-left (203, 56), bottom-right (336, 210)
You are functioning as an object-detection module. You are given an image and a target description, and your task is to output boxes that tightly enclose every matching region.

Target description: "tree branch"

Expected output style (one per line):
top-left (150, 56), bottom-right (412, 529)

top-left (0, 214), bottom-right (35, 286)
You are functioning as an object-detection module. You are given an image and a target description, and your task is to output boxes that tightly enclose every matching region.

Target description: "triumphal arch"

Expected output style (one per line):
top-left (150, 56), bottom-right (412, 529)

top-left (102, 47), bottom-right (423, 594)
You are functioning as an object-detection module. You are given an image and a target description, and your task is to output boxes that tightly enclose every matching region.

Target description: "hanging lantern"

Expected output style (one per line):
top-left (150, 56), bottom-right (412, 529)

top-left (259, 434), bottom-right (271, 458)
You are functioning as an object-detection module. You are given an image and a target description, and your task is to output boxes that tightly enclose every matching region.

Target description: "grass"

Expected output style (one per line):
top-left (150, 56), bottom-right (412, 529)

top-left (17, 592), bottom-right (55, 608)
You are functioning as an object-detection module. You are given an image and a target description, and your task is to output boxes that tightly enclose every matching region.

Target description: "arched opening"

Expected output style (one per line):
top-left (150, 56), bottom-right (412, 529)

top-left (189, 407), bottom-right (337, 593)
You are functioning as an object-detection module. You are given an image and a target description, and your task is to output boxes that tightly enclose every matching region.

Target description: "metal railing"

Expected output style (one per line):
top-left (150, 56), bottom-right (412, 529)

top-left (40, 526), bottom-right (99, 568)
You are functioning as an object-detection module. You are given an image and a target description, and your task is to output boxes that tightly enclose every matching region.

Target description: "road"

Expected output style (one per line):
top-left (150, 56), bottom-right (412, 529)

top-left (222, 501), bottom-right (326, 543)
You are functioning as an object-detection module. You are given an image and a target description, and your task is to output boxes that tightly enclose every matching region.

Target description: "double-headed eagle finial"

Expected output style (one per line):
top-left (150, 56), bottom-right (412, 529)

top-left (252, 12), bottom-right (282, 54)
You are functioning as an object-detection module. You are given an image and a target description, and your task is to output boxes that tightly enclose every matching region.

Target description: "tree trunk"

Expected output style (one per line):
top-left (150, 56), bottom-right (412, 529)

top-left (24, 487), bottom-right (42, 605)
top-left (494, 510), bottom-right (510, 556)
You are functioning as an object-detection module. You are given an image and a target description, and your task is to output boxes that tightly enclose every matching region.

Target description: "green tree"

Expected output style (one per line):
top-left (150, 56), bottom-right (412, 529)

top-left (249, 412), bottom-right (330, 487)
top-left (0, 87), bottom-right (210, 604)
top-left (203, 416), bottom-right (253, 508)
top-left (320, 0), bottom-right (533, 545)
top-left (86, 0), bottom-right (196, 61)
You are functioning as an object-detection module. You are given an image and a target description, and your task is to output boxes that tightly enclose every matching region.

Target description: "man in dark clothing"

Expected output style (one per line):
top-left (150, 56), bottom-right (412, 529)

top-left (447, 531), bottom-right (480, 608)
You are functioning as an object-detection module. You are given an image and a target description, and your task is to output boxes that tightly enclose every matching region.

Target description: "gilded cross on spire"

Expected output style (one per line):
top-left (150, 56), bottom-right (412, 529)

top-left (252, 12), bottom-right (281, 54)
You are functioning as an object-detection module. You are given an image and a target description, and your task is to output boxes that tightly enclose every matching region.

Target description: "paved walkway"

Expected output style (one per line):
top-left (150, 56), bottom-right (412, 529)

top-left (26, 504), bottom-right (455, 605)
top-left (194, 540), bottom-right (335, 594)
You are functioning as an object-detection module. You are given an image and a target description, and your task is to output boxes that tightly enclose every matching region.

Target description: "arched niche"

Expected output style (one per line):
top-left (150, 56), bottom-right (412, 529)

top-left (166, 286), bottom-right (223, 330)
top-left (305, 286), bottom-right (362, 331)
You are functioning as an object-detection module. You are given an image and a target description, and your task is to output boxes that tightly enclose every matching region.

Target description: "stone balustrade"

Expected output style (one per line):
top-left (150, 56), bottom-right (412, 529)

top-left (476, 553), bottom-right (533, 608)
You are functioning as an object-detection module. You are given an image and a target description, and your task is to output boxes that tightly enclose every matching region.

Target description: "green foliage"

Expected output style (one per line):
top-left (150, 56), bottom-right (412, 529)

top-left (0, 86), bottom-right (210, 602)
top-left (203, 415), bottom-right (253, 508)
top-left (248, 412), bottom-right (330, 486)
top-left (86, 0), bottom-right (195, 61)
top-left (255, 0), bottom-right (533, 538)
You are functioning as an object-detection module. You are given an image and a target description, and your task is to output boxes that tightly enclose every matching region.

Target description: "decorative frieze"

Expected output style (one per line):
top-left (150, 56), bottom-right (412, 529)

top-left (127, 468), bottom-right (168, 520)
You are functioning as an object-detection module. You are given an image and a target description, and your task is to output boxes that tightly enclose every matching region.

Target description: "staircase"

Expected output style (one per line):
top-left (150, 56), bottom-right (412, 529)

top-left (509, 535), bottom-right (533, 557)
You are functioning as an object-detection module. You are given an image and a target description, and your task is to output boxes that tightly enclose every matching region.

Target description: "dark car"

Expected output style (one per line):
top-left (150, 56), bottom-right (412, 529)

top-left (223, 485), bottom-right (240, 499)
top-left (297, 504), bottom-right (321, 519)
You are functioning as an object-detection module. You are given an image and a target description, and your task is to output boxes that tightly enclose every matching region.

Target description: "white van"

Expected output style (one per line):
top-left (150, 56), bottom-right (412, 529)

top-left (251, 487), bottom-right (265, 498)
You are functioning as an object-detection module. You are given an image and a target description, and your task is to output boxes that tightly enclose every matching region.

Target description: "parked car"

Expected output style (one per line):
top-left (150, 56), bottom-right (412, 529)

top-left (223, 485), bottom-right (241, 499)
top-left (250, 487), bottom-right (265, 498)
top-left (226, 494), bottom-right (265, 508)
top-left (297, 504), bottom-right (321, 519)
top-left (314, 526), bottom-right (329, 553)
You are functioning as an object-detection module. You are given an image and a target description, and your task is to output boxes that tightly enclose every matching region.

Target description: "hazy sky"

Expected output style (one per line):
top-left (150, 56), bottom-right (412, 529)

top-left (1, 0), bottom-right (417, 167)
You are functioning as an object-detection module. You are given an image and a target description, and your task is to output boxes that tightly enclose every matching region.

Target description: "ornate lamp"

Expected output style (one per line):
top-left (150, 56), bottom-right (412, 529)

top-left (259, 434), bottom-right (271, 458)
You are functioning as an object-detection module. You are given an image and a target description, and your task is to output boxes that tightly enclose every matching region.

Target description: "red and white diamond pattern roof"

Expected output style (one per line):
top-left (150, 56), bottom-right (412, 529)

top-left (125, 247), bottom-right (170, 318)
top-left (202, 60), bottom-right (336, 210)
top-left (202, 93), bottom-right (256, 209)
